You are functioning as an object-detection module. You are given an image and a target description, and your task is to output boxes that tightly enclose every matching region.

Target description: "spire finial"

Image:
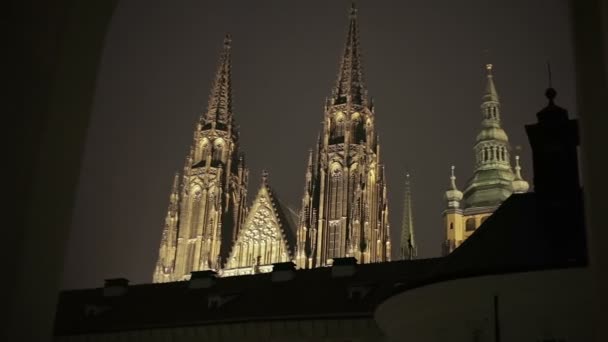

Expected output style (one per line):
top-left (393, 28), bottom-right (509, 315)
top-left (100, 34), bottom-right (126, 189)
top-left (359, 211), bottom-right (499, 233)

top-left (350, 2), bottom-right (358, 17)
top-left (261, 169), bottom-right (269, 184)
top-left (449, 165), bottom-right (458, 190)
top-left (547, 60), bottom-right (553, 88)
top-left (511, 155), bottom-right (529, 193)
top-left (223, 33), bottom-right (232, 49)
top-left (514, 155), bottom-right (523, 178)
top-left (204, 34), bottom-right (233, 124)
top-left (545, 61), bottom-right (557, 104)
top-left (482, 63), bottom-right (499, 103)
top-left (330, 2), bottom-right (368, 107)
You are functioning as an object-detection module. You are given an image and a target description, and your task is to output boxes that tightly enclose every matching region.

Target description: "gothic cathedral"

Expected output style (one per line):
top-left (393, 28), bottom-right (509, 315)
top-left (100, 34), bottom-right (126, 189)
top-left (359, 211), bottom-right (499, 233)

top-left (154, 4), bottom-right (391, 281)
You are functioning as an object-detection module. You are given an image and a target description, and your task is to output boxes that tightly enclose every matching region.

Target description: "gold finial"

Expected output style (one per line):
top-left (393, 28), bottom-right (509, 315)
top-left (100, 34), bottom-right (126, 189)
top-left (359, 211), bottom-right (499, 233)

top-left (486, 63), bottom-right (493, 74)
top-left (450, 165), bottom-right (455, 178)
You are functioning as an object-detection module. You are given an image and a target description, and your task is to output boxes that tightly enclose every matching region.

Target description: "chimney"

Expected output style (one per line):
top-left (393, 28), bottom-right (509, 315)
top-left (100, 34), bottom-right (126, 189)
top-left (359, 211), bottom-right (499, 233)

top-left (525, 87), bottom-right (580, 201)
top-left (525, 87), bottom-right (586, 262)
top-left (189, 270), bottom-right (217, 289)
top-left (103, 278), bottom-right (128, 297)
top-left (271, 262), bottom-right (296, 282)
top-left (331, 257), bottom-right (357, 278)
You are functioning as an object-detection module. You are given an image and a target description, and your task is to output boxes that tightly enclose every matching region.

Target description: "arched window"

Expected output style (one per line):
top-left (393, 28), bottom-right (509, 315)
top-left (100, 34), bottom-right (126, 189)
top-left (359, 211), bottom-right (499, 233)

top-left (449, 222), bottom-right (454, 230)
top-left (213, 143), bottom-right (223, 161)
top-left (465, 218), bottom-right (476, 231)
top-left (331, 115), bottom-right (345, 143)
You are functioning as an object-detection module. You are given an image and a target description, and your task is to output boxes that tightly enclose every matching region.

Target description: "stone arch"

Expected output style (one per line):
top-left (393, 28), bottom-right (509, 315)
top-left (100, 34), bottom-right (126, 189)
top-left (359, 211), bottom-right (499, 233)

top-left (212, 138), bottom-right (224, 162)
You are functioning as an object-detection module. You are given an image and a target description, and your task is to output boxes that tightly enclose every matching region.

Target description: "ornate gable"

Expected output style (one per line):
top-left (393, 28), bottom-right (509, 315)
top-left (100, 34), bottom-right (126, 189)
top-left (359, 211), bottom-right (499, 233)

top-left (223, 175), bottom-right (296, 277)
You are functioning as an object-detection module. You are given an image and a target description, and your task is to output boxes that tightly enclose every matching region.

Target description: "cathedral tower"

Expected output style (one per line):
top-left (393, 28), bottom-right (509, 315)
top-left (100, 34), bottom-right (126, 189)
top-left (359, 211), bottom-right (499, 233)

top-left (296, 4), bottom-right (391, 268)
top-left (442, 64), bottom-right (529, 255)
top-left (153, 35), bottom-right (249, 282)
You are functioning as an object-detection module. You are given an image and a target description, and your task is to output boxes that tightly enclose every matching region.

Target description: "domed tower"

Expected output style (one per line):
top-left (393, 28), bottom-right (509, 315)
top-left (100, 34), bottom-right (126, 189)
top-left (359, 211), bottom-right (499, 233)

top-left (443, 166), bottom-right (464, 255)
top-left (463, 64), bottom-right (516, 208)
top-left (442, 64), bottom-right (528, 255)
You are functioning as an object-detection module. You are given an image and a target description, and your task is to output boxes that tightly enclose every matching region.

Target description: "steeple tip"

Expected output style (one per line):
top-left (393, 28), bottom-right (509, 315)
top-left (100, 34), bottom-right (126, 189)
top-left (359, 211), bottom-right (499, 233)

top-left (350, 2), bottom-right (358, 17)
top-left (329, 2), bottom-right (368, 107)
top-left (512, 155), bottom-right (530, 193)
top-left (482, 63), bottom-right (499, 103)
top-left (223, 33), bottom-right (232, 48)
top-left (445, 165), bottom-right (463, 206)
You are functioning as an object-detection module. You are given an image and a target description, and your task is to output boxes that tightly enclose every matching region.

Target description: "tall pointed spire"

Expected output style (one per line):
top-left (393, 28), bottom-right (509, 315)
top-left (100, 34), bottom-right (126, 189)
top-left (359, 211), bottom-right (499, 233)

top-left (400, 173), bottom-right (417, 260)
top-left (204, 34), bottom-right (233, 125)
top-left (483, 63), bottom-right (499, 103)
top-left (462, 63), bottom-right (516, 208)
top-left (330, 3), bottom-right (368, 107)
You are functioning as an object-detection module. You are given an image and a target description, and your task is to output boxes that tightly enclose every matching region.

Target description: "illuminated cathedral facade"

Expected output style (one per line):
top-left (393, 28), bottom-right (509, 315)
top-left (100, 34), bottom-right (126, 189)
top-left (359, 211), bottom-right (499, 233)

top-left (154, 5), bottom-right (391, 282)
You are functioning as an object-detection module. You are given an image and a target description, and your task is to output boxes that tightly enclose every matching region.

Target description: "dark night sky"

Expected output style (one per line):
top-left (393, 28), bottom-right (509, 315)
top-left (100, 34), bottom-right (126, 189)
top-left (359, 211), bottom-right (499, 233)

top-left (62, 0), bottom-right (576, 289)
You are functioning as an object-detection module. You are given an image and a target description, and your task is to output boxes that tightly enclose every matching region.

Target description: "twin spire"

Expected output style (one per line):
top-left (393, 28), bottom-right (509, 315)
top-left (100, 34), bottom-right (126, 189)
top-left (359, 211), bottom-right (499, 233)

top-left (330, 3), bottom-right (369, 107)
top-left (204, 34), bottom-right (233, 125)
top-left (207, 4), bottom-right (369, 117)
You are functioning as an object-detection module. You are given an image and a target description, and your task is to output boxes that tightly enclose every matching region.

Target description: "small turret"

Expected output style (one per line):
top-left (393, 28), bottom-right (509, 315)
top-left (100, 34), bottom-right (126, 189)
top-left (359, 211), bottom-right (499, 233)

top-left (445, 166), bottom-right (463, 208)
top-left (511, 155), bottom-right (530, 194)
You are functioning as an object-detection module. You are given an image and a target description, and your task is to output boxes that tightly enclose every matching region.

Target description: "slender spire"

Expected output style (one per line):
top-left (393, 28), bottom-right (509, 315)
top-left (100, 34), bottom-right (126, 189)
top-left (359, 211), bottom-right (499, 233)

top-left (511, 155), bottom-right (530, 193)
top-left (204, 34), bottom-right (233, 124)
top-left (483, 63), bottom-right (499, 103)
top-left (400, 173), bottom-right (417, 260)
top-left (449, 165), bottom-right (458, 190)
top-left (330, 3), bottom-right (368, 107)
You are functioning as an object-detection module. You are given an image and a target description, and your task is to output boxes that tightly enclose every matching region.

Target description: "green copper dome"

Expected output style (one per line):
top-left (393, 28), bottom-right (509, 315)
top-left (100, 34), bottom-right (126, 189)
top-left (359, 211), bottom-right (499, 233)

top-left (476, 127), bottom-right (509, 142)
top-left (462, 64), bottom-right (527, 209)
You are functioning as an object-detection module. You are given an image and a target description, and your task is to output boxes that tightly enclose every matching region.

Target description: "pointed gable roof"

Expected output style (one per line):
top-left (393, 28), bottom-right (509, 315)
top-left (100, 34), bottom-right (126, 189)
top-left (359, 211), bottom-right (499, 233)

top-left (226, 172), bottom-right (296, 265)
